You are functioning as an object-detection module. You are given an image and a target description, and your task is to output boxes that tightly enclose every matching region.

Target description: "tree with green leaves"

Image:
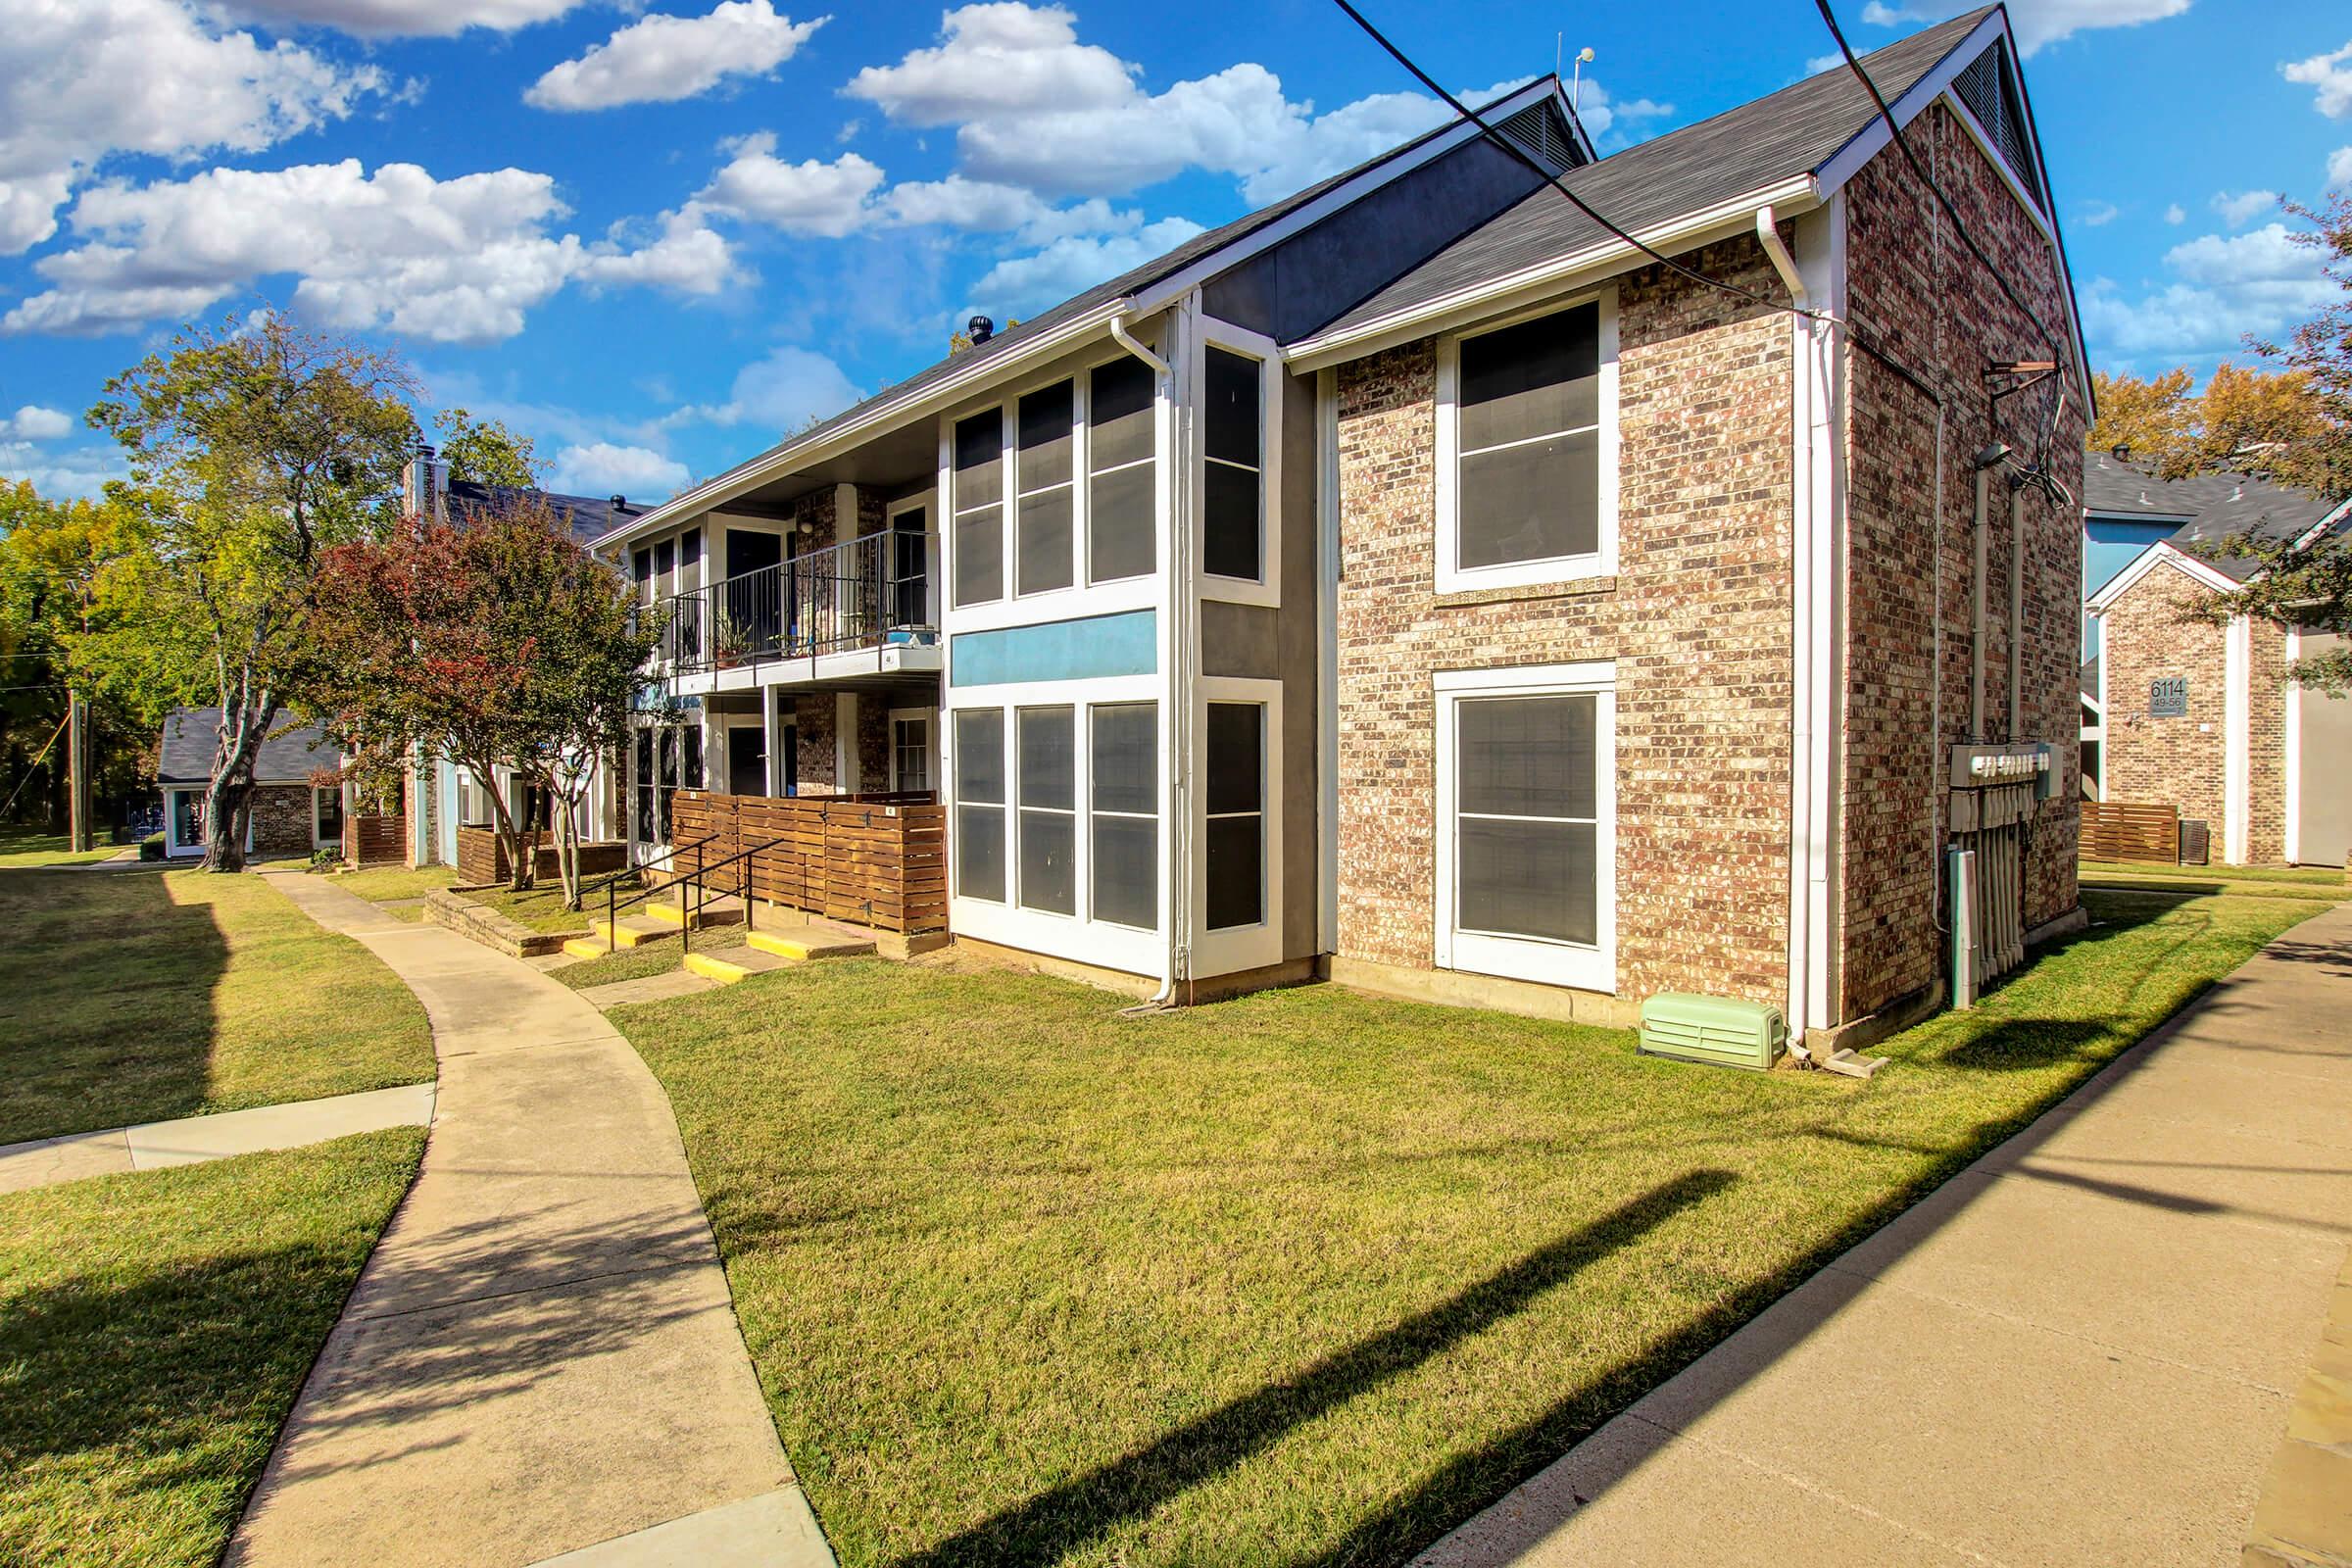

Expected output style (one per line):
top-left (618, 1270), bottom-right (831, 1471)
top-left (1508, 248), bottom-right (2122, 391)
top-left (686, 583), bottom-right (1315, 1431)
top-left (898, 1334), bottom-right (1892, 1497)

top-left (81, 314), bottom-right (418, 870)
top-left (2185, 190), bottom-right (2352, 695)
top-left (433, 407), bottom-right (542, 489)
top-left (306, 492), bottom-right (658, 905)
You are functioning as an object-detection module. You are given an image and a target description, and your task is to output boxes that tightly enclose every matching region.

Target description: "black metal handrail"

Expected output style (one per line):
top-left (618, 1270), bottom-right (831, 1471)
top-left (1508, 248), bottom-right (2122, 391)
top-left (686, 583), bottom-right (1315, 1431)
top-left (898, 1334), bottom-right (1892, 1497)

top-left (655, 529), bottom-right (935, 678)
top-left (666, 834), bottom-right (787, 956)
top-left (583, 832), bottom-right (720, 951)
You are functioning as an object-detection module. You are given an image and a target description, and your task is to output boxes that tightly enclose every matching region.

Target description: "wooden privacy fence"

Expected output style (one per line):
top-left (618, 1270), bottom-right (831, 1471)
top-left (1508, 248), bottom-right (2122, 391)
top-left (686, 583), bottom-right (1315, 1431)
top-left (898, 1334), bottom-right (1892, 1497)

top-left (2082, 799), bottom-right (2180, 863)
top-left (343, 812), bottom-right (405, 867)
top-left (669, 790), bottom-right (948, 935)
top-left (455, 825), bottom-right (627, 885)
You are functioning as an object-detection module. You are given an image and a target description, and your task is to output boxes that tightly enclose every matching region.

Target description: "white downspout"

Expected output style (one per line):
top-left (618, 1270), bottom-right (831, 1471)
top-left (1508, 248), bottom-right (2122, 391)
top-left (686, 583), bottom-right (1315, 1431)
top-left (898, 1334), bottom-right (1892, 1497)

top-left (1112, 306), bottom-right (1185, 1007)
top-left (2008, 481), bottom-right (2025, 742)
top-left (1110, 313), bottom-right (1171, 380)
top-left (1761, 206), bottom-right (1814, 1042)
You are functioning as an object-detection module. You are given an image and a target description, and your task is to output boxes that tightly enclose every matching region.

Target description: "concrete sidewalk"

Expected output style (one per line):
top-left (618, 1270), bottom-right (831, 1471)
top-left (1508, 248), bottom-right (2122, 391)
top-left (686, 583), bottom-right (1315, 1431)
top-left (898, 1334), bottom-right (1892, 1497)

top-left (1420, 902), bottom-right (2352, 1568)
top-left (0, 1083), bottom-right (434, 1194)
top-left (228, 873), bottom-right (831, 1568)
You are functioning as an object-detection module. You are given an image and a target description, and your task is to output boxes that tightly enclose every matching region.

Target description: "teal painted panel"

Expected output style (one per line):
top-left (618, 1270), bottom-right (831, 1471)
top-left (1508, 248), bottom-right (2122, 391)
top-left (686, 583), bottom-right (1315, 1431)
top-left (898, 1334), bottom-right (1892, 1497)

top-left (951, 610), bottom-right (1157, 687)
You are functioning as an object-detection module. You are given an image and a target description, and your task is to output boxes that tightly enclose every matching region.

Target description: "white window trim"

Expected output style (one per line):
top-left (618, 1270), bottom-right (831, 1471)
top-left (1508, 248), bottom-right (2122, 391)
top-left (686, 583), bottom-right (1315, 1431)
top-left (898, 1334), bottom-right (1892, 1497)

top-left (939, 343), bottom-right (1170, 636)
top-left (312, 785), bottom-right (341, 852)
top-left (1192, 676), bottom-right (1284, 978)
top-left (165, 786), bottom-right (255, 857)
top-left (1433, 662), bottom-right (1617, 994)
top-left (1193, 319), bottom-right (1283, 609)
top-left (945, 674), bottom-right (1165, 978)
top-left (1434, 288), bottom-right (1620, 595)
top-left (888, 706), bottom-right (934, 794)
top-left (883, 492), bottom-right (939, 631)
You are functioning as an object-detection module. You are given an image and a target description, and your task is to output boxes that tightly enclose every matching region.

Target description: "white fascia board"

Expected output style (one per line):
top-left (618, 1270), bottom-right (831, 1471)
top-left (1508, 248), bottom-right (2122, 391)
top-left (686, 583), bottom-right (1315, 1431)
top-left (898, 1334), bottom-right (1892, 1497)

top-left (597, 300), bottom-right (1134, 551)
top-left (2082, 542), bottom-right (2237, 612)
top-left (1282, 177), bottom-right (1819, 373)
top-left (1810, 7), bottom-right (2094, 416)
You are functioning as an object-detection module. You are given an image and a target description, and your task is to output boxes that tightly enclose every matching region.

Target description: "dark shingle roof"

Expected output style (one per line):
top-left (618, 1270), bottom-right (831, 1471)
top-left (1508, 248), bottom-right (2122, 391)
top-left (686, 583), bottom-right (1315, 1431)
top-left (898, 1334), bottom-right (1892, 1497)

top-left (2083, 452), bottom-right (2345, 582)
top-left (158, 708), bottom-right (342, 786)
top-left (1312, 12), bottom-right (1992, 337)
top-left (595, 8), bottom-right (1995, 546)
top-left (447, 481), bottom-right (649, 544)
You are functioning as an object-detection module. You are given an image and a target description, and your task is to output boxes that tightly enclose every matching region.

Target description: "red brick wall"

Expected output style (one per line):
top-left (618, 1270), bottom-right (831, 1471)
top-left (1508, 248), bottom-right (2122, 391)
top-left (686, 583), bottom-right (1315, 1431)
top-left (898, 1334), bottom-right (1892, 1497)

top-left (2247, 618), bottom-right (2288, 863)
top-left (1332, 235), bottom-right (1796, 1007)
top-left (793, 693), bottom-right (838, 794)
top-left (250, 783), bottom-right (317, 856)
top-left (2100, 563), bottom-right (2227, 832)
top-left (1838, 103), bottom-right (2087, 1016)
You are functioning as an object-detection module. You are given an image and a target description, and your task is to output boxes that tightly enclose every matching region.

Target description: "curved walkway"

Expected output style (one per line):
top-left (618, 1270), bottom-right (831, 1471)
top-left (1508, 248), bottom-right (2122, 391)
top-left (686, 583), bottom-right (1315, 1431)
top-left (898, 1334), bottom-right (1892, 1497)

top-left (1419, 900), bottom-right (2352, 1568)
top-left (230, 873), bottom-right (831, 1568)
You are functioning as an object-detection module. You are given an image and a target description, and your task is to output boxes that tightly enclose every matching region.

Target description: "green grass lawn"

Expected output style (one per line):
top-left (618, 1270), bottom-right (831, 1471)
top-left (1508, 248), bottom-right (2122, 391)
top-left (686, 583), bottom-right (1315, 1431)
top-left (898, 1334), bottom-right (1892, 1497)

top-left (0, 1128), bottom-right (424, 1568)
top-left (547, 940), bottom-right (683, 991)
top-left (0, 831), bottom-right (125, 869)
top-left (463, 880), bottom-right (636, 935)
top-left (329, 864), bottom-right (458, 904)
top-left (611, 887), bottom-right (2322, 1568)
top-left (2080, 857), bottom-right (2345, 902)
top-left (0, 868), bottom-right (436, 1145)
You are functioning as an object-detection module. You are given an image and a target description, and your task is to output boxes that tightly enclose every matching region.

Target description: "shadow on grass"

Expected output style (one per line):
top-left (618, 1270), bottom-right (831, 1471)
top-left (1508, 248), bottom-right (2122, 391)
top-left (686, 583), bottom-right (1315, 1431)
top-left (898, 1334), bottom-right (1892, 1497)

top-left (0, 868), bottom-right (228, 1144)
top-left (898, 1170), bottom-right (1737, 1568)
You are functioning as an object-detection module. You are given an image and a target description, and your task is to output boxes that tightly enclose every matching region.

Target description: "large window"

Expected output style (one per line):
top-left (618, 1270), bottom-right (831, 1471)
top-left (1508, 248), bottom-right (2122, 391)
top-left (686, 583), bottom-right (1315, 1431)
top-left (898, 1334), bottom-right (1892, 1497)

top-left (1440, 298), bottom-right (1613, 592)
top-left (1089, 358), bottom-right (1155, 582)
top-left (1436, 665), bottom-right (1614, 992)
top-left (1202, 701), bottom-right (1264, 930)
top-left (1201, 346), bottom-right (1263, 582)
top-left (953, 410), bottom-right (1004, 608)
top-left (633, 720), bottom-right (705, 848)
top-left (1016, 383), bottom-right (1076, 596)
top-left (953, 709), bottom-right (1005, 901)
top-left (1017, 706), bottom-right (1076, 915)
top-left (1090, 703), bottom-right (1156, 930)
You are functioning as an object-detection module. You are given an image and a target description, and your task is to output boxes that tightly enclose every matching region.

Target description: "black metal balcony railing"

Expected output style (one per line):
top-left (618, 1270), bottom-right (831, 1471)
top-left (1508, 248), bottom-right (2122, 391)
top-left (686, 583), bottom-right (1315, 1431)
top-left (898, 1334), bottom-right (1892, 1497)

top-left (650, 529), bottom-right (935, 676)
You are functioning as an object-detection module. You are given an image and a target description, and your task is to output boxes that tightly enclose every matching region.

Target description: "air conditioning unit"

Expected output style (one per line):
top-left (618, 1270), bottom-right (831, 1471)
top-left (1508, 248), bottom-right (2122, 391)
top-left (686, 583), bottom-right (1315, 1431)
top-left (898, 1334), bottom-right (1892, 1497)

top-left (1639, 993), bottom-right (1787, 1070)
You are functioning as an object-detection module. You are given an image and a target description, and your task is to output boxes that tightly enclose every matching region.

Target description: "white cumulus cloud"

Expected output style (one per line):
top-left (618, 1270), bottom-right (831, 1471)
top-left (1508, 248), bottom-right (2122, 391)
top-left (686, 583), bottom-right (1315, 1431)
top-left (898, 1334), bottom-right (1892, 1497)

top-left (4, 160), bottom-right (737, 342)
top-left (546, 442), bottom-right (691, 500)
top-left (0, 406), bottom-right (73, 440)
top-left (525, 2), bottom-right (826, 112)
top-left (2082, 221), bottom-right (2333, 364)
top-left (964, 216), bottom-right (1204, 319)
top-left (671, 344), bottom-right (863, 430)
top-left (1860, 0), bottom-right (2188, 56)
top-left (0, 0), bottom-right (387, 253)
top-left (2164, 202), bottom-right (2186, 223)
top-left (215, 0), bottom-right (592, 36)
top-left (2081, 199), bottom-right (2120, 226)
top-left (697, 138), bottom-right (885, 235)
top-left (2330, 147), bottom-right (2352, 189)
top-left (2283, 40), bottom-right (2352, 118)
top-left (2211, 189), bottom-right (2279, 227)
top-left (0, 439), bottom-right (124, 499)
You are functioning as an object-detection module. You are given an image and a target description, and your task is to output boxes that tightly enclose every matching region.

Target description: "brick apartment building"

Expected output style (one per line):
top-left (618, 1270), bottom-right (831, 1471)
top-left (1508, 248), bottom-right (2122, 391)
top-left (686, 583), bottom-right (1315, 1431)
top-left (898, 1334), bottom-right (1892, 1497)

top-left (2085, 462), bottom-right (2352, 867)
top-left (598, 5), bottom-right (2088, 1047)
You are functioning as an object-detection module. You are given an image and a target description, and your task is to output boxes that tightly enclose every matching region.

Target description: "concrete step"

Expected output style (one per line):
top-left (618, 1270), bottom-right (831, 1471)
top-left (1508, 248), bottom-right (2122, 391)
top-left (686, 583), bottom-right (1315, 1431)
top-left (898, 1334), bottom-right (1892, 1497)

top-left (586, 914), bottom-right (681, 951)
top-left (746, 926), bottom-right (877, 961)
top-left (681, 945), bottom-right (794, 985)
top-left (646, 895), bottom-right (747, 931)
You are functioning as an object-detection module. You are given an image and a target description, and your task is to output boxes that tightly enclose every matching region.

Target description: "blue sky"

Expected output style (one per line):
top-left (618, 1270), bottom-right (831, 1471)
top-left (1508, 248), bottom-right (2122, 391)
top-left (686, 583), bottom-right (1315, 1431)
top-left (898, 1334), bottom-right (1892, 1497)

top-left (2, 0), bottom-right (2349, 507)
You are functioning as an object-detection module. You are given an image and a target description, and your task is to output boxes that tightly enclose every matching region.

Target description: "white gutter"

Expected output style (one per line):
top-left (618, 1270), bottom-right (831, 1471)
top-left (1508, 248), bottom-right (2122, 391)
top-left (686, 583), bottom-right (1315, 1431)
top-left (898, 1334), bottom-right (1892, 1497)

top-left (598, 299), bottom-right (1138, 552)
top-left (1283, 176), bottom-right (1818, 373)
top-left (1109, 313), bottom-right (1170, 378)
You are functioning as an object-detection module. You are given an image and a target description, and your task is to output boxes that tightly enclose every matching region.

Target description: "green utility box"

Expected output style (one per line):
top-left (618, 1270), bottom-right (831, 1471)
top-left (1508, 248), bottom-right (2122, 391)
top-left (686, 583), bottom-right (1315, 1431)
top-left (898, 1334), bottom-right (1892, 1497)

top-left (1639, 993), bottom-right (1788, 1070)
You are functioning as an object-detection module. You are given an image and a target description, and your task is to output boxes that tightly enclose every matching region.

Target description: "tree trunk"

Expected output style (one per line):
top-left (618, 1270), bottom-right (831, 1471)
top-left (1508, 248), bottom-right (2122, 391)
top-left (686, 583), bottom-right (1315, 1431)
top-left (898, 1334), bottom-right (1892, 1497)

top-left (203, 710), bottom-right (270, 873)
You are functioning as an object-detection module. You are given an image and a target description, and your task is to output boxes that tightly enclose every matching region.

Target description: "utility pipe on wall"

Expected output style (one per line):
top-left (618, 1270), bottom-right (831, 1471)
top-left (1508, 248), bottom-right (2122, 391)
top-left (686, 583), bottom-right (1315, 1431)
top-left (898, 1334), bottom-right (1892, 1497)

top-left (1971, 466), bottom-right (1988, 740)
top-left (2008, 478), bottom-right (2026, 743)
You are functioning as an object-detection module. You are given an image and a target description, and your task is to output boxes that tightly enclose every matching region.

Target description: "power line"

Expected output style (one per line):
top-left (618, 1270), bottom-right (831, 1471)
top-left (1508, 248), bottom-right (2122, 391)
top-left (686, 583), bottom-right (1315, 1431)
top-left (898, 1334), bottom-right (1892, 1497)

top-left (1812, 0), bottom-right (2070, 374)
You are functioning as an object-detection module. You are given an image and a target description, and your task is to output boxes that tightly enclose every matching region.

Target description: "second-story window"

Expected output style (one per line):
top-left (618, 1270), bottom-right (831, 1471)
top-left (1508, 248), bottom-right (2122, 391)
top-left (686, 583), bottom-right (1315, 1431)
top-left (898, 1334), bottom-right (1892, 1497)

top-left (1089, 357), bottom-right (1154, 582)
top-left (1439, 298), bottom-right (1612, 591)
top-left (1016, 382), bottom-right (1075, 596)
top-left (954, 409), bottom-right (1004, 608)
top-left (1201, 347), bottom-right (1263, 581)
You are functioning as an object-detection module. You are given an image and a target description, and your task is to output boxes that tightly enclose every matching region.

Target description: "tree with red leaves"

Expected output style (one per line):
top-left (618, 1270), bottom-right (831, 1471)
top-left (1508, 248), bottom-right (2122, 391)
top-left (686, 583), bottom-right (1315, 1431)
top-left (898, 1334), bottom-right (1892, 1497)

top-left (306, 492), bottom-right (659, 903)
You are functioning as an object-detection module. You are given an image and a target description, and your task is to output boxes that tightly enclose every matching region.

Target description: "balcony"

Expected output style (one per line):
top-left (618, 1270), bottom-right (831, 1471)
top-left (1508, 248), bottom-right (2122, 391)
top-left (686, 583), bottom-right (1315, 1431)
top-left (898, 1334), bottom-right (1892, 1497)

top-left (649, 528), bottom-right (939, 690)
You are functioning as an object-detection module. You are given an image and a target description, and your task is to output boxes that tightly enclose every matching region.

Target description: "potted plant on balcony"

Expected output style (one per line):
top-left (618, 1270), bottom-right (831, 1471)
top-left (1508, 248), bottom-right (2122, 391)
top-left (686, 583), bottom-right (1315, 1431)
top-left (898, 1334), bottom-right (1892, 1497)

top-left (710, 609), bottom-right (751, 670)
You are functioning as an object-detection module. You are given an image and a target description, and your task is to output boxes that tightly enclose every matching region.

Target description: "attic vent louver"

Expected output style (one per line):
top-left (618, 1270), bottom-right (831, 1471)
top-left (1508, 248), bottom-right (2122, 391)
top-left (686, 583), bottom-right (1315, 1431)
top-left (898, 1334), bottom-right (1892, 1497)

top-left (1495, 100), bottom-right (1580, 177)
top-left (1952, 42), bottom-right (2043, 212)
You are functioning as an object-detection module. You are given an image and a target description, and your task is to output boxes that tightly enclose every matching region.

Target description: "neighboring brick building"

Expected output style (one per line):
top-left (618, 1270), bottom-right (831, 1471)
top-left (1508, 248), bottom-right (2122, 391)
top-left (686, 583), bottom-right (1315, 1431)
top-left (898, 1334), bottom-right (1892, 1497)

top-left (157, 708), bottom-right (343, 858)
top-left (594, 5), bottom-right (2092, 1048)
top-left (2086, 466), bottom-right (2352, 866)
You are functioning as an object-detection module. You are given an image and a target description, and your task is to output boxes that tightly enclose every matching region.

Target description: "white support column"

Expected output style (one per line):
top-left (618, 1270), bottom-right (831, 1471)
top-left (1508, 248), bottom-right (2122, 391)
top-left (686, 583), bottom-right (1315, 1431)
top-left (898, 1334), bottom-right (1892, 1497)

top-left (764, 685), bottom-right (783, 798)
top-left (2225, 613), bottom-right (2250, 866)
top-left (2285, 626), bottom-right (2302, 865)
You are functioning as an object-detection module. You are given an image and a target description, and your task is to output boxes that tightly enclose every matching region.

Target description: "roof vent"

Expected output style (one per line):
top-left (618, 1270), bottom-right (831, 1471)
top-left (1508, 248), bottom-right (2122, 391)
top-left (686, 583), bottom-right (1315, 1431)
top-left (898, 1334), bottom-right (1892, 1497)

top-left (1495, 100), bottom-right (1581, 177)
top-left (611, 495), bottom-right (626, 510)
top-left (2111, 444), bottom-right (2129, 463)
top-left (1952, 42), bottom-right (2043, 211)
top-left (967, 315), bottom-right (995, 345)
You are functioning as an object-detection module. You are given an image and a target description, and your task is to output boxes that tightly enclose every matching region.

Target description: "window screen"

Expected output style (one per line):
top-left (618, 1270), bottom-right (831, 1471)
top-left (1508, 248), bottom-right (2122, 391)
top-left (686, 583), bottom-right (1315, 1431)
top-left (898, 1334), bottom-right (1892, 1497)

top-left (955, 709), bottom-right (1005, 902)
top-left (1017, 381), bottom-right (1075, 596)
top-left (1453, 694), bottom-right (1597, 946)
top-left (954, 409), bottom-right (1004, 607)
top-left (1017, 707), bottom-right (1075, 915)
top-left (1090, 702), bottom-right (1156, 930)
top-left (1455, 305), bottom-right (1600, 570)
top-left (1201, 347), bottom-right (1262, 581)
top-left (1090, 357), bottom-right (1155, 582)
top-left (1203, 701), bottom-right (1263, 930)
